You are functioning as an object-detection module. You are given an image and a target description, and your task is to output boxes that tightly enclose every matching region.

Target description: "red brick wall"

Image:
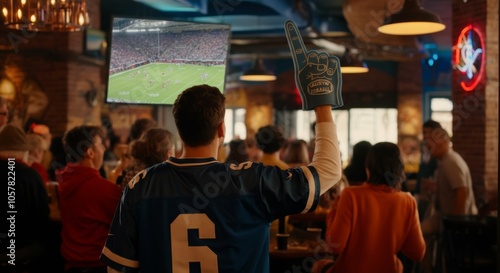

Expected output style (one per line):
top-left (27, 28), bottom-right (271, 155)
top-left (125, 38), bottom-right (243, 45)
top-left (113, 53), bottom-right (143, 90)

top-left (452, 0), bottom-right (497, 210)
top-left (66, 60), bottom-right (102, 130)
top-left (0, 0), bottom-right (154, 141)
top-left (485, 0), bottom-right (498, 209)
top-left (87, 0), bottom-right (101, 29)
top-left (0, 0), bottom-right (102, 137)
top-left (0, 30), bottom-right (99, 137)
top-left (397, 61), bottom-right (423, 137)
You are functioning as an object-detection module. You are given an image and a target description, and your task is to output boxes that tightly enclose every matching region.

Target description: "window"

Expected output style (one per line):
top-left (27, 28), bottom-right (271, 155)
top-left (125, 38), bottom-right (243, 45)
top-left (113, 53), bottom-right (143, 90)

top-left (224, 108), bottom-right (246, 142)
top-left (349, 108), bottom-right (398, 145)
top-left (424, 91), bottom-right (452, 136)
top-left (430, 97), bottom-right (453, 136)
top-left (292, 108), bottom-right (397, 164)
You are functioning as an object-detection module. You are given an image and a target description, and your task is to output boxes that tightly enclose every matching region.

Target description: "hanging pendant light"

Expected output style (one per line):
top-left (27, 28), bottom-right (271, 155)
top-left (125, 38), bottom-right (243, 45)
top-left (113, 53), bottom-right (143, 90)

top-left (312, 15), bottom-right (351, 37)
top-left (239, 58), bottom-right (276, 82)
top-left (340, 49), bottom-right (369, 74)
top-left (378, 0), bottom-right (445, 35)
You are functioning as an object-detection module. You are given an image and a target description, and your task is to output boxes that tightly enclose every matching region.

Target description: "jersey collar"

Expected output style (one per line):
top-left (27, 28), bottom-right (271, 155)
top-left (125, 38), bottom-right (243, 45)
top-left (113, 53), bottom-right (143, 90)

top-left (167, 157), bottom-right (219, 166)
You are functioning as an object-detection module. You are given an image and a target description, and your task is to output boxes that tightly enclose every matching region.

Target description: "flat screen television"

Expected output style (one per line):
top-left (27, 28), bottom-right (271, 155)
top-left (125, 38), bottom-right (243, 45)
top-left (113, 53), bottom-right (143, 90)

top-left (105, 17), bottom-right (231, 105)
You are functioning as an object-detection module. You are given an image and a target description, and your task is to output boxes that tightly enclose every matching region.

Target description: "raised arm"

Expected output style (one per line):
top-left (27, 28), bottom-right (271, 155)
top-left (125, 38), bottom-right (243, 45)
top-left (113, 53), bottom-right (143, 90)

top-left (311, 106), bottom-right (341, 194)
top-left (285, 20), bottom-right (343, 194)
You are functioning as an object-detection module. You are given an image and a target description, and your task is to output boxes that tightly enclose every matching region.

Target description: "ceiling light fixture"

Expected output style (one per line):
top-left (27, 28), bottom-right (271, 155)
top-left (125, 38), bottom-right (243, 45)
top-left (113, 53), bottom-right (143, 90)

top-left (239, 58), bottom-right (276, 82)
top-left (312, 15), bottom-right (351, 37)
top-left (1, 0), bottom-right (90, 32)
top-left (378, 0), bottom-right (446, 35)
top-left (340, 49), bottom-right (369, 74)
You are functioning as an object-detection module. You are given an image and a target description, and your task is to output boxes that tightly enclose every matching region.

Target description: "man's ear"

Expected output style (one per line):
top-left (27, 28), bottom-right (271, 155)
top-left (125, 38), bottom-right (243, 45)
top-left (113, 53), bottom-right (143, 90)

top-left (217, 121), bottom-right (225, 139)
top-left (86, 146), bottom-right (94, 159)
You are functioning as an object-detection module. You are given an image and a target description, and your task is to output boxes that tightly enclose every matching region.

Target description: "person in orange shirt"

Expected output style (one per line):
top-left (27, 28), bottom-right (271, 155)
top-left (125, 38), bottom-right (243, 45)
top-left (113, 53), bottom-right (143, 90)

top-left (317, 142), bottom-right (425, 273)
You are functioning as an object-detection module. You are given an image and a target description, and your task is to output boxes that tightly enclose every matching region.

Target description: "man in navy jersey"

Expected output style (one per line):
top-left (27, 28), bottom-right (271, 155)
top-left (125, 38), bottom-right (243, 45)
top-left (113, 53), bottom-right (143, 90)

top-left (101, 20), bottom-right (343, 273)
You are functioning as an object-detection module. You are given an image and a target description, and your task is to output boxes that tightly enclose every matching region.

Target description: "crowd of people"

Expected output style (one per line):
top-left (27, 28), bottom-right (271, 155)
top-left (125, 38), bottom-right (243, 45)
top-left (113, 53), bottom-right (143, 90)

top-left (219, 117), bottom-right (481, 273)
top-left (0, 24), bottom-right (490, 272)
top-left (0, 83), bottom-right (488, 273)
top-left (109, 29), bottom-right (229, 73)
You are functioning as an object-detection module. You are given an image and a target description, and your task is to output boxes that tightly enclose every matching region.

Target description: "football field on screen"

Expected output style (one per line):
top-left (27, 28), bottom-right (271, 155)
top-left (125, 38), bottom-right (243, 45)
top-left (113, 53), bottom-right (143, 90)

top-left (107, 63), bottom-right (226, 105)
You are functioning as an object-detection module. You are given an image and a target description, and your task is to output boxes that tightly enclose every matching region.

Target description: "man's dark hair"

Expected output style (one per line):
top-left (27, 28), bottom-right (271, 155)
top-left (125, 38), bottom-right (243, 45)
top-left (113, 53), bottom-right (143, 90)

top-left (130, 118), bottom-right (156, 141)
top-left (224, 139), bottom-right (249, 164)
top-left (173, 85), bottom-right (225, 147)
top-left (365, 142), bottom-right (405, 190)
top-left (255, 125), bottom-right (286, 154)
top-left (63, 125), bottom-right (105, 163)
top-left (423, 119), bottom-right (442, 129)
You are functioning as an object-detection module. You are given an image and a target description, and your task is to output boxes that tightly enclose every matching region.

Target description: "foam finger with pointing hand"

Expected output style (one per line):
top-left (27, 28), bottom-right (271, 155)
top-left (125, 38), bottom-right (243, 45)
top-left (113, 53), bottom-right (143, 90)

top-left (285, 20), bottom-right (343, 110)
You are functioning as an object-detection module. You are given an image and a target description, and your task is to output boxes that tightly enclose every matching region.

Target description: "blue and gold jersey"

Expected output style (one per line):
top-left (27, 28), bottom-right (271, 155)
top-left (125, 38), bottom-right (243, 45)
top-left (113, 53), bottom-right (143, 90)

top-left (101, 157), bottom-right (320, 273)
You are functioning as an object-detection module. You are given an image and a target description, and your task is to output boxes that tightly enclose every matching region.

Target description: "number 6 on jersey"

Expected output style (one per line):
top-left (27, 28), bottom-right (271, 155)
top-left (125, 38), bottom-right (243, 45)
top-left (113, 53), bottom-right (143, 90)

top-left (171, 213), bottom-right (218, 273)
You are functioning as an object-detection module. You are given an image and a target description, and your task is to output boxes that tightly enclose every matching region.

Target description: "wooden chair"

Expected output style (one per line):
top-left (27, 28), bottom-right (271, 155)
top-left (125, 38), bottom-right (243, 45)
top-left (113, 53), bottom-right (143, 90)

top-left (442, 215), bottom-right (497, 273)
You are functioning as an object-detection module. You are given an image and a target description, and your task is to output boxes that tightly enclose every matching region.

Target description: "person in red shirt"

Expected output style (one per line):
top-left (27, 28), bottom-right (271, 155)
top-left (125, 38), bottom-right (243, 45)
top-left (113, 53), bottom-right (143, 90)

top-left (56, 125), bottom-right (122, 273)
top-left (317, 142), bottom-right (425, 273)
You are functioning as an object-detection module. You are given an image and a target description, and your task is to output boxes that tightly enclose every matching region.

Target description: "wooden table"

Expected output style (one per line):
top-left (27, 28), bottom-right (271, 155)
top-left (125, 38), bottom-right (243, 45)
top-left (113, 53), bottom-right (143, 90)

top-left (269, 229), bottom-right (332, 273)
